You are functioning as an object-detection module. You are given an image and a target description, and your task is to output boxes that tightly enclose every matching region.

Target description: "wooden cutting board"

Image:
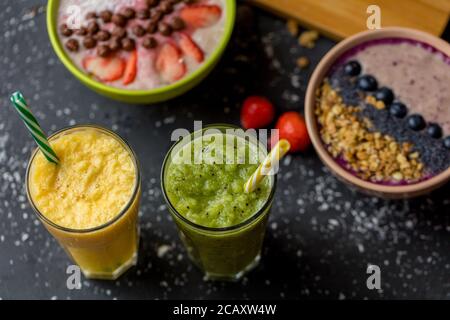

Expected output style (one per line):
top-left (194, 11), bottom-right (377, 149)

top-left (250, 0), bottom-right (450, 40)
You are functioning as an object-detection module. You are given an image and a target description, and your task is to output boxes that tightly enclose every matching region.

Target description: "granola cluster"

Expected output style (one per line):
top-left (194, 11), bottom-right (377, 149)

top-left (315, 81), bottom-right (425, 183)
top-left (298, 30), bottom-right (319, 48)
top-left (285, 19), bottom-right (317, 69)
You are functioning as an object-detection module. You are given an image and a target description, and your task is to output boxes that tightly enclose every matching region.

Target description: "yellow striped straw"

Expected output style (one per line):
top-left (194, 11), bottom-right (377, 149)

top-left (244, 139), bottom-right (291, 193)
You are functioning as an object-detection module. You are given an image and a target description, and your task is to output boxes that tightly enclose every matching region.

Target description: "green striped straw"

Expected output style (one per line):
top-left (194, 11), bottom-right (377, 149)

top-left (10, 91), bottom-right (59, 164)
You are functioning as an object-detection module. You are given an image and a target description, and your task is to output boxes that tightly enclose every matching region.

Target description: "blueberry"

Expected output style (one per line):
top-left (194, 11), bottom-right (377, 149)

top-left (374, 87), bottom-right (394, 105)
top-left (426, 123), bottom-right (443, 139)
top-left (407, 114), bottom-right (426, 131)
top-left (357, 75), bottom-right (378, 91)
top-left (389, 102), bottom-right (407, 118)
top-left (343, 60), bottom-right (361, 76)
top-left (444, 136), bottom-right (450, 150)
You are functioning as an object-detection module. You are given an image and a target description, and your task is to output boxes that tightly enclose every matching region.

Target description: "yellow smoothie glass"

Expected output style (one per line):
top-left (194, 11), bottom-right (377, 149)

top-left (26, 125), bottom-right (141, 280)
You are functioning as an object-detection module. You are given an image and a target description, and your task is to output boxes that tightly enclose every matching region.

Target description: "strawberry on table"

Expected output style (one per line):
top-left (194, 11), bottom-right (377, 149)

top-left (180, 4), bottom-right (222, 29)
top-left (240, 96), bottom-right (275, 129)
top-left (178, 32), bottom-right (204, 63)
top-left (271, 111), bottom-right (311, 153)
top-left (82, 55), bottom-right (126, 82)
top-left (156, 42), bottom-right (187, 83)
top-left (122, 50), bottom-right (138, 85)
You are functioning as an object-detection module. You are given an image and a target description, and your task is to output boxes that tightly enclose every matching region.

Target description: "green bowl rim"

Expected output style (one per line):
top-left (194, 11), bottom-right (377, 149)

top-left (46, 0), bottom-right (236, 97)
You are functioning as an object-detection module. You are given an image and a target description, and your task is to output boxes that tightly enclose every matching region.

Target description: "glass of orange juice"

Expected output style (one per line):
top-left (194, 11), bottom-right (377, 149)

top-left (26, 124), bottom-right (141, 280)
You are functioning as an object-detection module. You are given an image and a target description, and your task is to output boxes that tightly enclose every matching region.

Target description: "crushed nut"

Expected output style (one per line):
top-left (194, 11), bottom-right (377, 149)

top-left (296, 56), bottom-right (309, 69)
top-left (286, 19), bottom-right (299, 36)
top-left (409, 152), bottom-right (419, 159)
top-left (392, 172), bottom-right (403, 181)
top-left (365, 95), bottom-right (385, 110)
top-left (315, 81), bottom-right (425, 183)
top-left (298, 30), bottom-right (319, 48)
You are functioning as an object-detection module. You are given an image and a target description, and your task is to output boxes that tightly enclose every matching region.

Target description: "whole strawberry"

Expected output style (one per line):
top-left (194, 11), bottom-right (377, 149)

top-left (271, 111), bottom-right (311, 152)
top-left (240, 96), bottom-right (275, 129)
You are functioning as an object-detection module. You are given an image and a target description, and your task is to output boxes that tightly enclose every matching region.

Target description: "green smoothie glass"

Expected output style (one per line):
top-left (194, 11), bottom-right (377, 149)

top-left (161, 124), bottom-right (276, 281)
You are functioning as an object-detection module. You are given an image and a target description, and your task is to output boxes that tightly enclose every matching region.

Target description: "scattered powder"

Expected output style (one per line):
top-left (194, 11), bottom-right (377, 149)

top-left (157, 244), bottom-right (173, 258)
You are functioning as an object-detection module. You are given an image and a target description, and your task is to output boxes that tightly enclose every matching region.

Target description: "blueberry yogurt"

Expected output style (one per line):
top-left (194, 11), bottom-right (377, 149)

top-left (315, 38), bottom-right (450, 185)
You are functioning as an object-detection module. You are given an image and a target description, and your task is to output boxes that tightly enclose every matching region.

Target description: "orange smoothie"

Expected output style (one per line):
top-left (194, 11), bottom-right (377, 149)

top-left (26, 125), bottom-right (141, 280)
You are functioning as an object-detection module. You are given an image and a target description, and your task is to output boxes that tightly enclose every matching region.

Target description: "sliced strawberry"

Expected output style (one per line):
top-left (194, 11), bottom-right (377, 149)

top-left (123, 50), bottom-right (138, 85)
top-left (178, 32), bottom-right (204, 63)
top-left (156, 43), bottom-right (186, 83)
top-left (180, 5), bottom-right (222, 29)
top-left (82, 56), bottom-right (125, 82)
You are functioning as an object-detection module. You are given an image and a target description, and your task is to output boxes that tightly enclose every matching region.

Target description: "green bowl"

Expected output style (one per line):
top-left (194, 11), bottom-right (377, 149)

top-left (47, 0), bottom-right (236, 104)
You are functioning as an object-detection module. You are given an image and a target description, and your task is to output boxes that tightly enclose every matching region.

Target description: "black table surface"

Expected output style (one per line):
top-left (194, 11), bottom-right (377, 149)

top-left (0, 1), bottom-right (449, 300)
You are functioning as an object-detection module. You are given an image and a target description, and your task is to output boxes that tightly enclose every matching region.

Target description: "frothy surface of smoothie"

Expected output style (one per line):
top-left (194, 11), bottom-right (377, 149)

top-left (29, 129), bottom-right (136, 229)
top-left (165, 134), bottom-right (272, 228)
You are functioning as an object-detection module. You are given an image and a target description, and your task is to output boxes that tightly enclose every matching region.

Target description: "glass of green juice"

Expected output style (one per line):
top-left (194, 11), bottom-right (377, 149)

top-left (161, 124), bottom-right (276, 281)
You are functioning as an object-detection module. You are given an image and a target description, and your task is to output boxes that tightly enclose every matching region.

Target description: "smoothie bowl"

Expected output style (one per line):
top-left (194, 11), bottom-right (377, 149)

top-left (47, 0), bottom-right (236, 103)
top-left (305, 28), bottom-right (450, 199)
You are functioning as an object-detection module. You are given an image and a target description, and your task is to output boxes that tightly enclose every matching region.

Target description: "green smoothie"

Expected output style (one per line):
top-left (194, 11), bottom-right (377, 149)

top-left (162, 125), bottom-right (276, 280)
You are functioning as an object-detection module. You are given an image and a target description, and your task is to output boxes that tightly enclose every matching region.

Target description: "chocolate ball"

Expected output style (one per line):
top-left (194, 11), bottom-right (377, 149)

top-left (146, 0), bottom-right (159, 7)
top-left (112, 14), bottom-right (127, 27)
top-left (150, 10), bottom-right (163, 23)
top-left (121, 38), bottom-right (136, 51)
top-left (136, 9), bottom-right (150, 20)
top-left (112, 27), bottom-right (127, 39)
top-left (75, 27), bottom-right (88, 36)
top-left (159, 22), bottom-right (172, 36)
top-left (85, 11), bottom-right (97, 20)
top-left (99, 10), bottom-right (113, 23)
top-left (109, 37), bottom-right (122, 51)
top-left (160, 2), bottom-right (173, 14)
top-left (83, 36), bottom-right (97, 49)
top-left (95, 30), bottom-right (111, 41)
top-left (60, 24), bottom-right (73, 37)
top-left (65, 39), bottom-right (79, 52)
top-left (143, 36), bottom-right (158, 49)
top-left (132, 25), bottom-right (146, 37)
top-left (171, 17), bottom-right (185, 30)
top-left (122, 7), bottom-right (136, 19)
top-left (97, 44), bottom-right (111, 57)
top-left (87, 21), bottom-right (99, 35)
top-left (146, 22), bottom-right (157, 34)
